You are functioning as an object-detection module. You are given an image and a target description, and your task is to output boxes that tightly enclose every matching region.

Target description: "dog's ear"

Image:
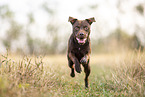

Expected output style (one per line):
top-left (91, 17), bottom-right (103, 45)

top-left (68, 16), bottom-right (77, 25)
top-left (85, 17), bottom-right (96, 25)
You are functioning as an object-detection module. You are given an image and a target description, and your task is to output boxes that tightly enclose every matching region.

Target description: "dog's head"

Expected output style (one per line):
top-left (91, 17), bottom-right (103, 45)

top-left (69, 16), bottom-right (95, 45)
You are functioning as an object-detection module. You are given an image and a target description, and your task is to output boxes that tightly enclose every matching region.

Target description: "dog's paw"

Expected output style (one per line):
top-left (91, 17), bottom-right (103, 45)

top-left (70, 72), bottom-right (75, 77)
top-left (80, 56), bottom-right (88, 64)
top-left (75, 66), bottom-right (82, 73)
top-left (75, 63), bottom-right (82, 73)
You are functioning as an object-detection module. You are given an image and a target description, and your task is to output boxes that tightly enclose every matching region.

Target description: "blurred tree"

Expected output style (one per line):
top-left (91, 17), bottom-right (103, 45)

top-left (0, 5), bottom-right (13, 19)
top-left (135, 4), bottom-right (145, 50)
top-left (26, 33), bottom-right (34, 54)
top-left (46, 23), bottom-right (60, 54)
top-left (42, 2), bottom-right (54, 15)
top-left (116, 0), bottom-right (122, 43)
top-left (136, 4), bottom-right (144, 15)
top-left (25, 1), bottom-right (61, 55)
top-left (2, 20), bottom-right (23, 50)
top-left (26, 32), bottom-right (51, 55)
top-left (25, 12), bottom-right (36, 54)
top-left (0, 5), bottom-right (23, 51)
top-left (130, 35), bottom-right (144, 50)
top-left (42, 1), bottom-right (63, 54)
top-left (27, 12), bottom-right (35, 24)
top-left (106, 0), bottom-right (145, 51)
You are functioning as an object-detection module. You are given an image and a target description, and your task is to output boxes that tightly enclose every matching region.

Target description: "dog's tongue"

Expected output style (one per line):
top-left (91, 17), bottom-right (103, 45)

top-left (76, 38), bottom-right (86, 44)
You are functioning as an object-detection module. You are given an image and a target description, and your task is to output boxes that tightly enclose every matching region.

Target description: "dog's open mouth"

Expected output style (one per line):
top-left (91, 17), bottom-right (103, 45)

top-left (76, 38), bottom-right (87, 44)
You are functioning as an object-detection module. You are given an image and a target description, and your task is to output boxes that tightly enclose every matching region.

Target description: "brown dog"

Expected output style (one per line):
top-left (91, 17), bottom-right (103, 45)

top-left (67, 16), bottom-right (95, 88)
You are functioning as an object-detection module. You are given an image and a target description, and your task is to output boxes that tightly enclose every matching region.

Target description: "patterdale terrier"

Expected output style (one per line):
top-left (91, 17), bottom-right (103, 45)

top-left (67, 16), bottom-right (95, 88)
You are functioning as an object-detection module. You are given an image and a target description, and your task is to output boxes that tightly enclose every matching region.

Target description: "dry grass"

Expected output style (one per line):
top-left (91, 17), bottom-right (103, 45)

top-left (0, 51), bottom-right (144, 97)
top-left (112, 51), bottom-right (145, 96)
top-left (0, 53), bottom-right (65, 97)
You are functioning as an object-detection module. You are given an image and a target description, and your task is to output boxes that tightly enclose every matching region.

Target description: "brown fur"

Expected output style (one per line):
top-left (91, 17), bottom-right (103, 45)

top-left (67, 16), bottom-right (95, 88)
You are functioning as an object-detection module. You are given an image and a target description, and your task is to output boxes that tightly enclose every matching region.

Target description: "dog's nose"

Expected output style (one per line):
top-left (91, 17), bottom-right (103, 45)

top-left (79, 33), bottom-right (84, 36)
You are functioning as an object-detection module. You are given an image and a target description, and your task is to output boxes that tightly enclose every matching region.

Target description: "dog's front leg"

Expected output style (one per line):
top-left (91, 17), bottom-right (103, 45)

top-left (69, 53), bottom-right (82, 73)
top-left (81, 54), bottom-right (90, 88)
top-left (80, 54), bottom-right (90, 65)
top-left (83, 63), bottom-right (90, 88)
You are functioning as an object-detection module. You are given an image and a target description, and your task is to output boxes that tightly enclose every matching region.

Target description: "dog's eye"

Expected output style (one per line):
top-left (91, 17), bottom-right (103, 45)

top-left (84, 26), bottom-right (88, 30)
top-left (75, 26), bottom-right (80, 31)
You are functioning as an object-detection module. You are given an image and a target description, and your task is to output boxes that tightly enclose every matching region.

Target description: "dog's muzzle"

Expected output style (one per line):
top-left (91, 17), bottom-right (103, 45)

top-left (76, 37), bottom-right (87, 44)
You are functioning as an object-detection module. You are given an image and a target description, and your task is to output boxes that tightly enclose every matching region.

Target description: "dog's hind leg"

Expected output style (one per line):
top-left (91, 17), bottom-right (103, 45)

top-left (83, 61), bottom-right (91, 88)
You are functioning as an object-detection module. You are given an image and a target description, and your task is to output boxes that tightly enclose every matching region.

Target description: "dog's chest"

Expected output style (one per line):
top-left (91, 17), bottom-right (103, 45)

top-left (78, 47), bottom-right (81, 51)
top-left (73, 47), bottom-right (86, 59)
top-left (73, 46), bottom-right (85, 53)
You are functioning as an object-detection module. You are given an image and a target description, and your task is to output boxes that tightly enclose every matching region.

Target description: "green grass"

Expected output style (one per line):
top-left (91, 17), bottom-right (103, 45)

top-left (0, 51), bottom-right (144, 97)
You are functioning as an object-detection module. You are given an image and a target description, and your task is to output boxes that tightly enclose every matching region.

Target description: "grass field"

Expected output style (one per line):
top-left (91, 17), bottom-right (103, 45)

top-left (0, 51), bottom-right (144, 97)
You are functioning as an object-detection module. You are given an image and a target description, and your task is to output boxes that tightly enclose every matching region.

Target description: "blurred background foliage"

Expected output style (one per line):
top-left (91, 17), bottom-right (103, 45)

top-left (0, 0), bottom-right (144, 55)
